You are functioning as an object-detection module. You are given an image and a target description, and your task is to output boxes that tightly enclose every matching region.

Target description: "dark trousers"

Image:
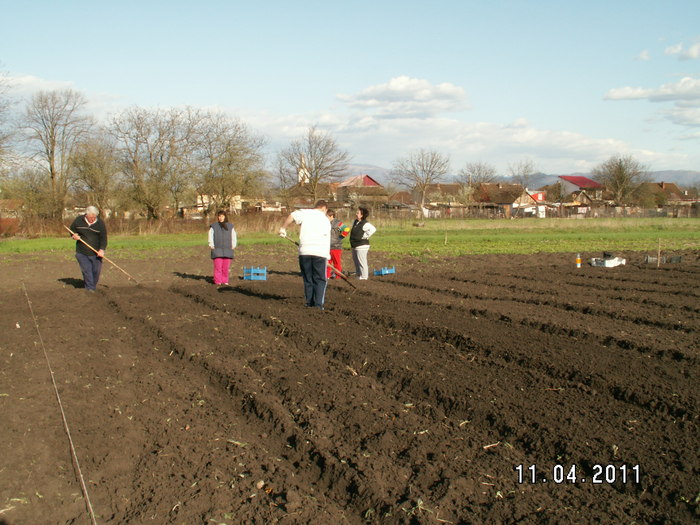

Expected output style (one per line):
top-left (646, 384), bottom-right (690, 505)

top-left (76, 252), bottom-right (103, 290)
top-left (298, 255), bottom-right (327, 308)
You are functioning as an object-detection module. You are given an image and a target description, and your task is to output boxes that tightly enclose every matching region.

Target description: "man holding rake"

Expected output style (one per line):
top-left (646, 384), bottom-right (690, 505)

top-left (279, 200), bottom-right (331, 310)
top-left (69, 206), bottom-right (108, 292)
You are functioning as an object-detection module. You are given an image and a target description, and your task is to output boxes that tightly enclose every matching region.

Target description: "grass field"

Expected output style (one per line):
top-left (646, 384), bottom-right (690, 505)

top-left (0, 217), bottom-right (697, 256)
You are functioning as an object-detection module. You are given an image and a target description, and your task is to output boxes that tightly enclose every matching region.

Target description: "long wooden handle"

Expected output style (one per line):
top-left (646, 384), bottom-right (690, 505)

top-left (282, 235), bottom-right (357, 290)
top-left (64, 225), bottom-right (139, 284)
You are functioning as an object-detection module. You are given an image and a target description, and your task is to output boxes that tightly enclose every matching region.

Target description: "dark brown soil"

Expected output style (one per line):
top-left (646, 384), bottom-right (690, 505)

top-left (1, 246), bottom-right (698, 524)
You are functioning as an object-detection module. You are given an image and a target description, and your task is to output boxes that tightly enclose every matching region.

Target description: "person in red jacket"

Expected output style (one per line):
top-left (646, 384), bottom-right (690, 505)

top-left (326, 209), bottom-right (345, 279)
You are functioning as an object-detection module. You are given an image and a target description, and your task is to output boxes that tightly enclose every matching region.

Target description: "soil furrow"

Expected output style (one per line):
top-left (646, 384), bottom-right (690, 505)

top-left (2, 249), bottom-right (697, 524)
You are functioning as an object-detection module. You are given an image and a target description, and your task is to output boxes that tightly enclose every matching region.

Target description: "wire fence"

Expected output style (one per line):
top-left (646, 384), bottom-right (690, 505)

top-left (1, 202), bottom-right (698, 238)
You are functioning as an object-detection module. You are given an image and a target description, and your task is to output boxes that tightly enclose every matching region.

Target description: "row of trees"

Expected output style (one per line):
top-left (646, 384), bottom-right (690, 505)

top-left (1, 88), bottom-right (271, 219)
top-left (0, 85), bottom-right (656, 220)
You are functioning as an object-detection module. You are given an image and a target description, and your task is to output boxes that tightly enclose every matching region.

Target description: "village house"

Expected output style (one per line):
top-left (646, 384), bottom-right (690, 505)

top-left (534, 175), bottom-right (608, 217)
top-left (558, 175), bottom-right (604, 200)
top-left (418, 183), bottom-right (463, 206)
top-left (386, 190), bottom-right (414, 209)
top-left (406, 183), bottom-right (464, 217)
top-left (636, 181), bottom-right (688, 206)
top-left (475, 183), bottom-right (546, 218)
top-left (282, 174), bottom-right (389, 211)
top-left (336, 174), bottom-right (389, 207)
top-left (635, 181), bottom-right (700, 217)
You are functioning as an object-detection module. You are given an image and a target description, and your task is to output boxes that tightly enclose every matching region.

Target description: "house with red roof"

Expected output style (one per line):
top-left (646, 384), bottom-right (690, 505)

top-left (337, 174), bottom-right (382, 188)
top-left (558, 175), bottom-right (604, 199)
top-left (336, 174), bottom-right (388, 205)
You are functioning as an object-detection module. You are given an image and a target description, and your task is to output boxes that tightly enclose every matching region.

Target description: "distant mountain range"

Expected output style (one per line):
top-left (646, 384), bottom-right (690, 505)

top-left (347, 165), bottom-right (700, 189)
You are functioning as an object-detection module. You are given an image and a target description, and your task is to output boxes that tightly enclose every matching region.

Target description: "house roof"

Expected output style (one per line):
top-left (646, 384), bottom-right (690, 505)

top-left (340, 186), bottom-right (388, 196)
top-left (425, 183), bottom-right (462, 196)
top-left (338, 174), bottom-right (383, 187)
top-left (476, 183), bottom-right (527, 204)
top-left (564, 191), bottom-right (593, 205)
top-left (389, 191), bottom-right (414, 204)
top-left (638, 182), bottom-right (685, 200)
top-left (558, 175), bottom-right (603, 189)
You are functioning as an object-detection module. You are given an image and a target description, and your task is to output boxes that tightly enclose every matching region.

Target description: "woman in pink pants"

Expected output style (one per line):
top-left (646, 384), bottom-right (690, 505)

top-left (208, 211), bottom-right (237, 285)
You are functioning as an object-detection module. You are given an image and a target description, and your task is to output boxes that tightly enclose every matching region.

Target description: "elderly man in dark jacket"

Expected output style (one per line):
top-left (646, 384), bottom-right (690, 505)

top-left (69, 206), bottom-right (108, 291)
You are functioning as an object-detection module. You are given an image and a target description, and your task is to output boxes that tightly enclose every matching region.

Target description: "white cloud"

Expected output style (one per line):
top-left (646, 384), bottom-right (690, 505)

top-left (606, 77), bottom-right (700, 103)
top-left (337, 76), bottom-right (469, 118)
top-left (8, 74), bottom-right (74, 100)
top-left (6, 73), bottom-right (126, 120)
top-left (604, 86), bottom-right (652, 100)
top-left (636, 50), bottom-right (650, 61)
top-left (246, 77), bottom-right (698, 173)
top-left (7, 72), bottom-right (696, 174)
top-left (664, 43), bottom-right (683, 56)
top-left (317, 113), bottom-right (647, 173)
top-left (247, 101), bottom-right (640, 173)
top-left (605, 77), bottom-right (700, 129)
top-left (664, 104), bottom-right (700, 127)
top-left (664, 41), bottom-right (700, 60)
top-left (681, 42), bottom-right (700, 59)
top-left (647, 77), bottom-right (700, 102)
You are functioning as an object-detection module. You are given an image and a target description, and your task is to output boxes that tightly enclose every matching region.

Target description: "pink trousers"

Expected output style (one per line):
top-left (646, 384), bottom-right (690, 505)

top-left (213, 258), bottom-right (232, 284)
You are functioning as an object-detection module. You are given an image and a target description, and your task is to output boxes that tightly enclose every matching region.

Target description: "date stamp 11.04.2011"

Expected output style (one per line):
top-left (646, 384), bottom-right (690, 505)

top-left (514, 464), bottom-right (641, 485)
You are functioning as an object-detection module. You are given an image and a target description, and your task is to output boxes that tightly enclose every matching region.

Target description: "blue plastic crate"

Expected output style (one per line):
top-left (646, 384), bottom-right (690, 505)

top-left (373, 266), bottom-right (396, 276)
top-left (243, 266), bottom-right (267, 280)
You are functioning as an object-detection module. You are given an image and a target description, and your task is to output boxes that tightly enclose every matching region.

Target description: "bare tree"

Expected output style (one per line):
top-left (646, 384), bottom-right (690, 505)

top-left (593, 154), bottom-right (648, 205)
top-left (508, 159), bottom-right (536, 189)
top-left (391, 149), bottom-right (450, 216)
top-left (459, 161), bottom-right (498, 186)
top-left (1, 167), bottom-right (54, 218)
top-left (111, 106), bottom-right (200, 219)
top-left (278, 125), bottom-right (350, 203)
top-left (274, 153), bottom-right (300, 209)
top-left (70, 131), bottom-right (120, 213)
top-left (457, 161), bottom-right (498, 203)
top-left (196, 111), bottom-right (267, 214)
top-left (23, 89), bottom-right (93, 218)
top-left (111, 107), bottom-right (157, 218)
top-left (0, 67), bottom-right (13, 162)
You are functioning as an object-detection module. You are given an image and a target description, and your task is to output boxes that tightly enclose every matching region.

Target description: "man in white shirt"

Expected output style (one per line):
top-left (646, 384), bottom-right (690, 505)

top-left (279, 200), bottom-right (331, 310)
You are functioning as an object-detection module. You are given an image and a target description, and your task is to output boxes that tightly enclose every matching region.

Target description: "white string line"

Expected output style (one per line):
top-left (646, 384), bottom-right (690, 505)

top-left (21, 282), bottom-right (98, 525)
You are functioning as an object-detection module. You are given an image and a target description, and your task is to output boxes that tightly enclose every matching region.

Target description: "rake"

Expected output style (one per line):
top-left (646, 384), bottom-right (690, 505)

top-left (64, 225), bottom-right (139, 284)
top-left (282, 235), bottom-right (357, 290)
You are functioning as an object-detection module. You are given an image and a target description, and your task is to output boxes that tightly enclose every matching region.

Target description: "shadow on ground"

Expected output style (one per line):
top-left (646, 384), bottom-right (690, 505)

top-left (58, 277), bottom-right (85, 288)
top-left (173, 272), bottom-right (214, 284)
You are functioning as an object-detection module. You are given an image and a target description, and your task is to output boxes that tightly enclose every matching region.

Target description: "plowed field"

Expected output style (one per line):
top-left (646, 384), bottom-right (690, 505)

top-left (1, 246), bottom-right (698, 524)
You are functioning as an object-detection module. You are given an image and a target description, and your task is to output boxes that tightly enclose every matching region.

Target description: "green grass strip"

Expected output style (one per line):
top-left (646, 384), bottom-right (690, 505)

top-left (1, 218), bottom-right (697, 256)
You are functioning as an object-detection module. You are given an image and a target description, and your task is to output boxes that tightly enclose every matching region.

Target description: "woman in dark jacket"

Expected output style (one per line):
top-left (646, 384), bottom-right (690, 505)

top-left (349, 207), bottom-right (376, 280)
top-left (208, 210), bottom-right (237, 285)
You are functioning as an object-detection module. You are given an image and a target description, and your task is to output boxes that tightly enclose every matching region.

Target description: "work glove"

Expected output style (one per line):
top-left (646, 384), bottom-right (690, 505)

top-left (209, 244), bottom-right (215, 249)
top-left (278, 227), bottom-right (287, 238)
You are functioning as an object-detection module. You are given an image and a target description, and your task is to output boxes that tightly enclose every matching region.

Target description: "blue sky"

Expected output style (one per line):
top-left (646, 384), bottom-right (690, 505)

top-left (2, 0), bottom-right (699, 174)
